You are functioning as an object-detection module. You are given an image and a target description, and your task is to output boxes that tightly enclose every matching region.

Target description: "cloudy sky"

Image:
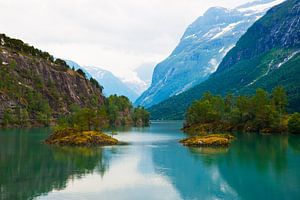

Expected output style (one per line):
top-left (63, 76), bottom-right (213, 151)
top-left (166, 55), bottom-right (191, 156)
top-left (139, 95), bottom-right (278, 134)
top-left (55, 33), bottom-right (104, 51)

top-left (0, 0), bottom-right (255, 80)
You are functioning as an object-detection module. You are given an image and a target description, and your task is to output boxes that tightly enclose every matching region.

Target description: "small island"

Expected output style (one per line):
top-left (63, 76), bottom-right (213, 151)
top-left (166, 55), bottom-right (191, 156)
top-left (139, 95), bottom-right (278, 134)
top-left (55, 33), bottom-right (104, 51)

top-left (44, 98), bottom-right (150, 146)
top-left (45, 128), bottom-right (119, 146)
top-left (180, 134), bottom-right (234, 147)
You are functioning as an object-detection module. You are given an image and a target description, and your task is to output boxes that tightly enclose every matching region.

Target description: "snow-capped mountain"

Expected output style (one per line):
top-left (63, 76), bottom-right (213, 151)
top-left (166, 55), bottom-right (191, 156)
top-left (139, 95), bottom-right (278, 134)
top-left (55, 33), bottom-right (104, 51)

top-left (134, 62), bottom-right (156, 87)
top-left (149, 0), bottom-right (299, 120)
top-left (121, 62), bottom-right (156, 95)
top-left (83, 66), bottom-right (139, 102)
top-left (66, 60), bottom-right (139, 102)
top-left (135, 0), bottom-right (284, 108)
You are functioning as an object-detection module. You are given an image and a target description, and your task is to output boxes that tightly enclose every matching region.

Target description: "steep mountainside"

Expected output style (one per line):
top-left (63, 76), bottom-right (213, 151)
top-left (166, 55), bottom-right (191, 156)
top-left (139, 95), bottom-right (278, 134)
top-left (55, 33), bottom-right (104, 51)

top-left (135, 0), bottom-right (284, 108)
top-left (149, 0), bottom-right (300, 120)
top-left (0, 34), bottom-right (105, 126)
top-left (83, 66), bottom-right (139, 102)
top-left (66, 61), bottom-right (139, 102)
top-left (65, 60), bottom-right (93, 78)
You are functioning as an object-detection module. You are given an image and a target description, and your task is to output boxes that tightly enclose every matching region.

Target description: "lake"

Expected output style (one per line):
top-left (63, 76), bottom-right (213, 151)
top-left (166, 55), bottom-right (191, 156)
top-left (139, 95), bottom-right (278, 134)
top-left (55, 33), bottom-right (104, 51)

top-left (0, 121), bottom-right (300, 200)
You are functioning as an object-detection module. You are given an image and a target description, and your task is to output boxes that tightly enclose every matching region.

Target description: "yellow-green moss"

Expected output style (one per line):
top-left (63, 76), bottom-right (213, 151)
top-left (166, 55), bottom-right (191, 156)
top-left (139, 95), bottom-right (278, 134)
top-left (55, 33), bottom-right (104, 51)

top-left (180, 134), bottom-right (234, 147)
top-left (45, 128), bottom-right (119, 146)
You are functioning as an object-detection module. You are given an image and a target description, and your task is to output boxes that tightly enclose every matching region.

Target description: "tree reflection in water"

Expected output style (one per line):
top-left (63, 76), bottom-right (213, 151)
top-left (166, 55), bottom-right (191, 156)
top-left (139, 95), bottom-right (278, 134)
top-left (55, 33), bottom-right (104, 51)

top-left (151, 132), bottom-right (300, 200)
top-left (0, 128), bottom-right (111, 200)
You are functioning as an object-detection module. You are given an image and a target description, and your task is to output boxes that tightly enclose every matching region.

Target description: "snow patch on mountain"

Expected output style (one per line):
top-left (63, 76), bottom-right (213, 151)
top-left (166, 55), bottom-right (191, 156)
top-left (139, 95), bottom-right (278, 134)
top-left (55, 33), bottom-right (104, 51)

top-left (238, 0), bottom-right (284, 13)
top-left (184, 34), bottom-right (197, 40)
top-left (211, 21), bottom-right (243, 40)
top-left (174, 81), bottom-right (197, 96)
top-left (207, 58), bottom-right (219, 74)
top-left (135, 0), bottom-right (284, 108)
top-left (219, 47), bottom-right (225, 53)
top-left (247, 49), bottom-right (300, 87)
top-left (277, 50), bottom-right (300, 68)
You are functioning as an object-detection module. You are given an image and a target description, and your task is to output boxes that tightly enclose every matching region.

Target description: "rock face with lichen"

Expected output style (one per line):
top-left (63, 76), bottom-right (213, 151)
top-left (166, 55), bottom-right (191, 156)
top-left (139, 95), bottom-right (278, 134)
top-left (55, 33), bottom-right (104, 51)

top-left (45, 128), bottom-right (119, 146)
top-left (0, 34), bottom-right (105, 127)
top-left (180, 134), bottom-right (234, 147)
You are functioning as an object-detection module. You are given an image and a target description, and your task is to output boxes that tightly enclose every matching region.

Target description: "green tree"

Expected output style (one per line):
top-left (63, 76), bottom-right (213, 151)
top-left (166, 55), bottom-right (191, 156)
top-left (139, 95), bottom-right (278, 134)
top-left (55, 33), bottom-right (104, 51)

top-left (76, 69), bottom-right (86, 77)
top-left (252, 89), bottom-right (271, 130)
top-left (272, 86), bottom-right (287, 114)
top-left (2, 108), bottom-right (15, 127)
top-left (288, 113), bottom-right (300, 134)
top-left (185, 87), bottom-right (289, 133)
top-left (19, 108), bottom-right (29, 126)
top-left (132, 107), bottom-right (150, 126)
top-left (73, 108), bottom-right (96, 131)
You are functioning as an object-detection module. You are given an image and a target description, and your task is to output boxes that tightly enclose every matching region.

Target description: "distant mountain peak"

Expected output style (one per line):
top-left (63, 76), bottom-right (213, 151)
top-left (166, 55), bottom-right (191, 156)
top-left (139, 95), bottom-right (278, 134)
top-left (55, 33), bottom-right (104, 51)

top-left (135, 0), bottom-right (282, 108)
top-left (148, 0), bottom-right (300, 120)
top-left (65, 61), bottom-right (139, 102)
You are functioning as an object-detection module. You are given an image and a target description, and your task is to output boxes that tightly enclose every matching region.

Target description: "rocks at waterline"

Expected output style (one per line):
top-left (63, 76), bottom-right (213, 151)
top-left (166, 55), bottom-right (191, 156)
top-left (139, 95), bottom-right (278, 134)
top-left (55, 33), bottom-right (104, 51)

top-left (180, 134), bottom-right (234, 147)
top-left (45, 128), bottom-right (119, 146)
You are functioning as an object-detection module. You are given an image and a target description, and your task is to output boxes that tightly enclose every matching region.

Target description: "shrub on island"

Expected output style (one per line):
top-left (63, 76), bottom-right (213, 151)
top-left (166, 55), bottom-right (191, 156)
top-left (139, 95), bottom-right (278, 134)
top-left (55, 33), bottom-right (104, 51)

top-left (180, 134), bottom-right (234, 147)
top-left (45, 128), bottom-right (119, 146)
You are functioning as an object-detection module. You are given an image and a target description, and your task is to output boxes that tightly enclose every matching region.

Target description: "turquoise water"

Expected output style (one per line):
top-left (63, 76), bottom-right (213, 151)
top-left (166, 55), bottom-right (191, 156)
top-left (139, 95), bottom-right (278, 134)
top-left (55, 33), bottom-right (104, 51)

top-left (0, 121), bottom-right (300, 200)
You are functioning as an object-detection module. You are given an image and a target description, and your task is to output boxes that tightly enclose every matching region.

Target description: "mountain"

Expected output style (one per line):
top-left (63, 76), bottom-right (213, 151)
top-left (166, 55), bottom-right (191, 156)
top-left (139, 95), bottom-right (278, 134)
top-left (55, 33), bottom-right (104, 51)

top-left (65, 61), bottom-right (139, 102)
top-left (135, 0), bottom-right (284, 108)
top-left (134, 62), bottom-right (156, 86)
top-left (0, 34), bottom-right (105, 126)
top-left (120, 62), bottom-right (156, 97)
top-left (65, 60), bottom-right (92, 78)
top-left (149, 0), bottom-right (300, 120)
top-left (82, 66), bottom-right (139, 102)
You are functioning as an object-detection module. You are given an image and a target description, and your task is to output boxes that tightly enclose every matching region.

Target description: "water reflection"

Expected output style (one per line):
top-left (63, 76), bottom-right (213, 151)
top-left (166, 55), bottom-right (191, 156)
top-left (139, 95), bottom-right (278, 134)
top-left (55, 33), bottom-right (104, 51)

top-left (41, 145), bottom-right (182, 200)
top-left (150, 125), bottom-right (300, 200)
top-left (216, 133), bottom-right (300, 200)
top-left (152, 142), bottom-right (238, 199)
top-left (1, 122), bottom-right (300, 200)
top-left (0, 128), bottom-right (110, 200)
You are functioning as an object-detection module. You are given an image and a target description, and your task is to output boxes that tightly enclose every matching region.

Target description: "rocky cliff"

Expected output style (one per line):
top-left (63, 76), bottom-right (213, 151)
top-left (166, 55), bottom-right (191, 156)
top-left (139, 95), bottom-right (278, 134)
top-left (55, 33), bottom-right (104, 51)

top-left (135, 0), bottom-right (284, 108)
top-left (0, 34), bottom-right (105, 126)
top-left (149, 0), bottom-right (300, 119)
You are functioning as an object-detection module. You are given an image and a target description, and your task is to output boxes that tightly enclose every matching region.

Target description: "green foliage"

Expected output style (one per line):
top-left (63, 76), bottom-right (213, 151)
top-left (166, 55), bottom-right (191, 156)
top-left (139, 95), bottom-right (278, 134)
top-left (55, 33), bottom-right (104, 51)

top-left (185, 88), bottom-right (289, 133)
top-left (132, 107), bottom-right (150, 126)
top-left (288, 113), bottom-right (300, 134)
top-left (54, 59), bottom-right (69, 68)
top-left (149, 0), bottom-right (300, 120)
top-left (272, 85), bottom-right (288, 114)
top-left (90, 77), bottom-right (102, 90)
top-left (2, 108), bottom-right (15, 127)
top-left (16, 107), bottom-right (30, 126)
top-left (106, 95), bottom-right (133, 125)
top-left (0, 34), bottom-right (106, 127)
top-left (76, 69), bottom-right (86, 77)
top-left (25, 91), bottom-right (52, 126)
top-left (57, 107), bottom-right (109, 131)
top-left (36, 112), bottom-right (51, 126)
top-left (0, 34), bottom-right (54, 62)
top-left (57, 95), bottom-right (150, 130)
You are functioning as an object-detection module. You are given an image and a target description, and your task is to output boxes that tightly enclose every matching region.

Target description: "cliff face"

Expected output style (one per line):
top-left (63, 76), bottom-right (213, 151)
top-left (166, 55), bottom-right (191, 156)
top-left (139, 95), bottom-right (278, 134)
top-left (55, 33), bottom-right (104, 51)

top-left (149, 0), bottom-right (300, 120)
top-left (217, 0), bottom-right (300, 73)
top-left (0, 34), bottom-right (105, 126)
top-left (135, 0), bottom-right (284, 108)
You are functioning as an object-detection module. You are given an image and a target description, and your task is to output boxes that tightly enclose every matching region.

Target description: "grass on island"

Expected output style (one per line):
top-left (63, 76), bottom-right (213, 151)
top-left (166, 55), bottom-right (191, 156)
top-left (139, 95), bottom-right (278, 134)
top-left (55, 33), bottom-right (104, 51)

top-left (180, 134), bottom-right (235, 147)
top-left (45, 128), bottom-right (119, 147)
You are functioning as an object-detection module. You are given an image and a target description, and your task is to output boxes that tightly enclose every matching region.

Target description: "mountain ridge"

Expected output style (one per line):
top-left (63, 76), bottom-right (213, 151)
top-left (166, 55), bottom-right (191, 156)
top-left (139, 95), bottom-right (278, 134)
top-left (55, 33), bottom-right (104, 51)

top-left (65, 60), bottom-right (139, 102)
top-left (149, 0), bottom-right (300, 120)
top-left (0, 34), bottom-right (105, 126)
top-left (83, 65), bottom-right (139, 102)
top-left (135, 0), bottom-right (283, 108)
